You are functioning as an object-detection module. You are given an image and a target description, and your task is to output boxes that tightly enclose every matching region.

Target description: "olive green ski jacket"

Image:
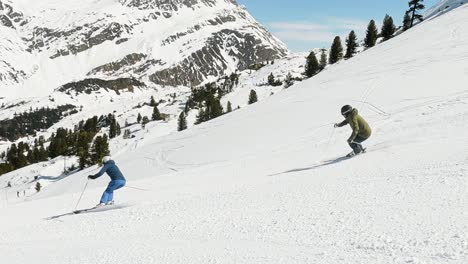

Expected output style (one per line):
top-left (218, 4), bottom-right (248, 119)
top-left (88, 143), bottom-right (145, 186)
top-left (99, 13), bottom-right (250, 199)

top-left (337, 109), bottom-right (372, 142)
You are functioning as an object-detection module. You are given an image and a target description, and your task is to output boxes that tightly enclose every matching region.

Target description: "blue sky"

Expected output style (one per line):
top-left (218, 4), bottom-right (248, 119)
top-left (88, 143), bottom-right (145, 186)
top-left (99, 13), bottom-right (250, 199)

top-left (237, 0), bottom-right (439, 52)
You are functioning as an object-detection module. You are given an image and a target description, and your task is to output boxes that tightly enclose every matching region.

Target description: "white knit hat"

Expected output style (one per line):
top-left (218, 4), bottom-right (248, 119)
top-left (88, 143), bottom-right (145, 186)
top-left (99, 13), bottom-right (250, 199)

top-left (102, 156), bottom-right (112, 164)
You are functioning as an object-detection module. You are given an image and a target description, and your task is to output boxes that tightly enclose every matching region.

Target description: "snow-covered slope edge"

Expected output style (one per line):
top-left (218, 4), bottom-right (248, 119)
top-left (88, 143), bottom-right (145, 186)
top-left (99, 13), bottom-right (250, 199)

top-left (1, 3), bottom-right (468, 264)
top-left (424, 0), bottom-right (467, 19)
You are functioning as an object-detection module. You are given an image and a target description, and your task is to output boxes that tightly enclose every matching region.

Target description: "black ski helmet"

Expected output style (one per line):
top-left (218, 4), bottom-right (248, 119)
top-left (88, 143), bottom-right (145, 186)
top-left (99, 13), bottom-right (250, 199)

top-left (341, 105), bottom-right (353, 116)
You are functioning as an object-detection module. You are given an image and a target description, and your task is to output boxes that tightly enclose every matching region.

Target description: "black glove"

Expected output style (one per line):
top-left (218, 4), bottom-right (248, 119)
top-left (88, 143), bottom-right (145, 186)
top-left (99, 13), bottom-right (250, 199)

top-left (88, 175), bottom-right (95, 180)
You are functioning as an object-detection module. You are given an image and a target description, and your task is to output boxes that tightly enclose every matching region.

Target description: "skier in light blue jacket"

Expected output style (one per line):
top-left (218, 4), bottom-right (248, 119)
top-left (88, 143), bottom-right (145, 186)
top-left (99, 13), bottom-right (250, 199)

top-left (88, 156), bottom-right (126, 207)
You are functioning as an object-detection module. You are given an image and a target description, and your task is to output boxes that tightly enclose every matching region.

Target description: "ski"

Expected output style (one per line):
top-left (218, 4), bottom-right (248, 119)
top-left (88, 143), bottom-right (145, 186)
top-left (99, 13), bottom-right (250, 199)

top-left (73, 206), bottom-right (99, 214)
top-left (346, 148), bottom-right (367, 158)
top-left (73, 204), bottom-right (129, 215)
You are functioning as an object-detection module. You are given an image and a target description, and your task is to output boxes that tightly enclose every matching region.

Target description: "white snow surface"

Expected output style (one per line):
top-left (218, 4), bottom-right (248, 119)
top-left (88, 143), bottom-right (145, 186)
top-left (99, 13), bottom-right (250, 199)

top-left (0, 53), bottom-right (307, 155)
top-left (1, 4), bottom-right (468, 264)
top-left (424, 0), bottom-right (468, 19)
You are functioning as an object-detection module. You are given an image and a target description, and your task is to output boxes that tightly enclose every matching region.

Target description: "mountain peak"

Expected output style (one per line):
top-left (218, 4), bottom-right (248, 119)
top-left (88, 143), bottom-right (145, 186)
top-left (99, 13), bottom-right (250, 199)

top-left (0, 0), bottom-right (286, 96)
top-left (119, 0), bottom-right (238, 9)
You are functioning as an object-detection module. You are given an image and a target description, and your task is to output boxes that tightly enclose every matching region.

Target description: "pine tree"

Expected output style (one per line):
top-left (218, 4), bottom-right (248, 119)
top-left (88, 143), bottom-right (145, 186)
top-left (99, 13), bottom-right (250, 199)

top-left (177, 112), bottom-right (188, 131)
top-left (116, 122), bottom-right (121, 136)
top-left (83, 116), bottom-right (99, 133)
top-left (284, 73), bottom-right (294, 88)
top-left (345, 30), bottom-right (359, 59)
top-left (407, 0), bottom-right (425, 27)
top-left (27, 149), bottom-right (35, 164)
top-left (227, 101), bottom-right (232, 113)
top-left (248, 90), bottom-right (258, 104)
top-left (329, 36), bottom-right (343, 64)
top-left (123, 129), bottom-right (131, 139)
top-left (137, 113), bottom-right (142, 123)
top-left (319, 49), bottom-right (327, 70)
top-left (35, 182), bottom-right (41, 192)
top-left (381, 15), bottom-right (396, 41)
top-left (152, 105), bottom-right (162, 121)
top-left (6, 144), bottom-right (18, 169)
top-left (16, 142), bottom-right (29, 169)
top-left (267, 73), bottom-right (276, 86)
top-left (364, 20), bottom-right (378, 48)
top-left (38, 146), bottom-right (48, 162)
top-left (207, 96), bottom-right (223, 119)
top-left (28, 148), bottom-right (37, 163)
top-left (150, 96), bottom-right (157, 107)
top-left (403, 12), bottom-right (412, 31)
top-left (195, 108), bottom-right (207, 124)
top-left (304, 51), bottom-right (320, 77)
top-left (91, 135), bottom-right (109, 165)
top-left (77, 131), bottom-right (92, 169)
top-left (141, 116), bottom-right (150, 128)
top-left (109, 114), bottom-right (117, 139)
top-left (49, 128), bottom-right (69, 158)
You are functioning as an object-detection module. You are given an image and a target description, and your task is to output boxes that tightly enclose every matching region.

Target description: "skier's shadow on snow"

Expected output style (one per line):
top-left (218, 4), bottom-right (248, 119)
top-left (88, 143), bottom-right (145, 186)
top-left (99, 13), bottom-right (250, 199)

top-left (269, 156), bottom-right (351, 176)
top-left (46, 212), bottom-right (75, 220)
top-left (45, 204), bottom-right (131, 221)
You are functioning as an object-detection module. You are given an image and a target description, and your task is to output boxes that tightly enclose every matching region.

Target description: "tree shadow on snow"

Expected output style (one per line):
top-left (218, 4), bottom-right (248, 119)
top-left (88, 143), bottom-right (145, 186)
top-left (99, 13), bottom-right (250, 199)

top-left (269, 156), bottom-right (351, 177)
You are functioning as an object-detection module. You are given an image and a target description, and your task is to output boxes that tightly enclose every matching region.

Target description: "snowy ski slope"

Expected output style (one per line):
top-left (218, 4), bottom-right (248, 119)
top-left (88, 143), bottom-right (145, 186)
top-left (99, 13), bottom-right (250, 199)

top-left (425, 0), bottom-right (467, 19)
top-left (1, 3), bottom-right (468, 264)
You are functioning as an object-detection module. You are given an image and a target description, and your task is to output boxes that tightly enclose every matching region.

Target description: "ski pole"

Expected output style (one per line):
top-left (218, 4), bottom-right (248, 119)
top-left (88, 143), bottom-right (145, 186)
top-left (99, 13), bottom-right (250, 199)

top-left (74, 179), bottom-right (89, 211)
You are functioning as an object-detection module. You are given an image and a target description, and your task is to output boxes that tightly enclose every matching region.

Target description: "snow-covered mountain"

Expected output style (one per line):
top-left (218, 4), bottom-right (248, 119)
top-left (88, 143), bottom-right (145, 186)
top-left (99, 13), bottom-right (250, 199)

top-left (0, 0), bottom-right (287, 96)
top-left (424, 0), bottom-right (467, 19)
top-left (1, 2), bottom-right (467, 263)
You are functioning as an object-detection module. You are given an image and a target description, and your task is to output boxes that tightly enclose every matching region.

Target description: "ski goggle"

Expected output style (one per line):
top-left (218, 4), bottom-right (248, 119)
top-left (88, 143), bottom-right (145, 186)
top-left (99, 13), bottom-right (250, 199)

top-left (341, 108), bottom-right (352, 117)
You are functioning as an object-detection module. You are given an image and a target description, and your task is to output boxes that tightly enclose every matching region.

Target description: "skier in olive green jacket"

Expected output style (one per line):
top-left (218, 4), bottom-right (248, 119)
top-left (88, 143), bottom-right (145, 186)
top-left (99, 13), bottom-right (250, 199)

top-left (334, 105), bottom-right (372, 156)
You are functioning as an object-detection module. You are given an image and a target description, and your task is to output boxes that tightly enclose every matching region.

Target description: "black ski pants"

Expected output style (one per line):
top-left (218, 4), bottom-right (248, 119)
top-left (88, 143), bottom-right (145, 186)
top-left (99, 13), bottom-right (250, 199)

top-left (348, 135), bottom-right (369, 154)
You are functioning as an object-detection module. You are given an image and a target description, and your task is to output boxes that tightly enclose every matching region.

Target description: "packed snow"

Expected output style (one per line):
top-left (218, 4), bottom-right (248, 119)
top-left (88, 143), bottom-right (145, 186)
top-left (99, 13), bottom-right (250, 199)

top-left (424, 0), bottom-right (467, 19)
top-left (1, 2), bottom-right (468, 264)
top-left (0, 52), bottom-right (307, 156)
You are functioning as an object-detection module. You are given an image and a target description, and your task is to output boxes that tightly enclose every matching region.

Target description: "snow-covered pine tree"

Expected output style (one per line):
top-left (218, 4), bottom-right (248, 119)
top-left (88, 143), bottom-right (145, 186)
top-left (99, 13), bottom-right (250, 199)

top-left (304, 51), bottom-right (319, 77)
top-left (150, 96), bottom-right (157, 107)
top-left (329, 36), bottom-right (343, 64)
top-left (177, 112), bottom-right (188, 131)
top-left (195, 108), bottom-right (207, 124)
top-left (248, 90), bottom-right (258, 104)
top-left (268, 73), bottom-right (276, 86)
top-left (141, 116), bottom-right (150, 129)
top-left (35, 182), bottom-right (41, 192)
top-left (227, 101), bottom-right (233, 113)
top-left (345, 30), bottom-right (359, 59)
top-left (284, 73), bottom-right (294, 88)
top-left (123, 129), bottom-right (131, 139)
top-left (381, 15), bottom-right (396, 41)
top-left (152, 105), bottom-right (162, 121)
top-left (364, 20), bottom-right (378, 48)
